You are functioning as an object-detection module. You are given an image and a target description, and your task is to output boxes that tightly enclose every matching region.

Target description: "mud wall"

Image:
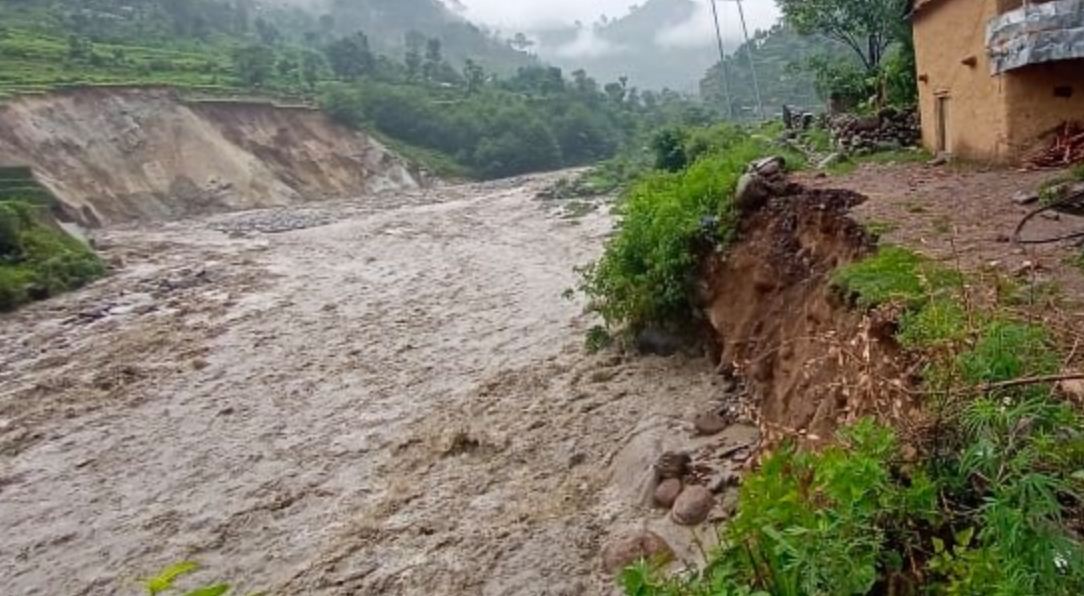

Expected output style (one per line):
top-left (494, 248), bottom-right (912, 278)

top-left (913, 0), bottom-right (1013, 161)
top-left (0, 87), bottom-right (422, 227)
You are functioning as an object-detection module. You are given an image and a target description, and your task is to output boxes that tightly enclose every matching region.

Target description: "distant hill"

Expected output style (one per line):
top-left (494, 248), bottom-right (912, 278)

top-left (0, 0), bottom-right (536, 76)
top-left (319, 0), bottom-right (536, 75)
top-left (700, 24), bottom-right (851, 118)
top-left (530, 0), bottom-right (719, 92)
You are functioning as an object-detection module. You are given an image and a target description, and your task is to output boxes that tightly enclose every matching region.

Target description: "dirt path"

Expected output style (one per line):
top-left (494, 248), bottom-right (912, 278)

top-left (801, 163), bottom-right (1084, 298)
top-left (1, 174), bottom-right (733, 595)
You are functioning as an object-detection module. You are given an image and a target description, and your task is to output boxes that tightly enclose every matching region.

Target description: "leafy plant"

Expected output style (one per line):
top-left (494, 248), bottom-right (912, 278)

top-left (144, 561), bottom-right (199, 595)
top-left (143, 561), bottom-right (245, 596)
top-left (580, 135), bottom-right (786, 334)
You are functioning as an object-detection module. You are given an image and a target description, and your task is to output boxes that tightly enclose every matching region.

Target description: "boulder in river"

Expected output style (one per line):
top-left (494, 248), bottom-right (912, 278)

top-left (671, 485), bottom-right (714, 526)
top-left (601, 531), bottom-right (675, 574)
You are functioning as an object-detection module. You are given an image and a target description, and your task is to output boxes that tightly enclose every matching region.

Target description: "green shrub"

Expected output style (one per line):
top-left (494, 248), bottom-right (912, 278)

top-left (0, 200), bottom-right (103, 311)
top-left (0, 265), bottom-right (32, 310)
top-left (581, 141), bottom-right (777, 333)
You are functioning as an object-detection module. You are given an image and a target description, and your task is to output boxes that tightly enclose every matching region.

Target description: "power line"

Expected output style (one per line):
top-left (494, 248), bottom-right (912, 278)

top-left (734, 0), bottom-right (765, 120)
top-left (708, 0), bottom-right (733, 119)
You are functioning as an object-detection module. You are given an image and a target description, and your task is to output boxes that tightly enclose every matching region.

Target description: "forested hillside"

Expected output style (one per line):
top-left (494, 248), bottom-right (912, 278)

top-left (0, 0), bottom-right (717, 180)
top-left (700, 24), bottom-right (851, 117)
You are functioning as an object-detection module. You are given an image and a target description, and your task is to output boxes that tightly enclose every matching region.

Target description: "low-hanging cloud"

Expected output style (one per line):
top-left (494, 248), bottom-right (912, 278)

top-left (552, 27), bottom-right (627, 59)
top-left (446, 0), bottom-right (781, 47)
top-left (445, 0), bottom-right (645, 29)
top-left (655, 1), bottom-right (782, 49)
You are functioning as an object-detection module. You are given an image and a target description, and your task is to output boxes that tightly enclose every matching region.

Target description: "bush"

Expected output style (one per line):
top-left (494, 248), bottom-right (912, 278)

top-left (0, 200), bottom-right (103, 311)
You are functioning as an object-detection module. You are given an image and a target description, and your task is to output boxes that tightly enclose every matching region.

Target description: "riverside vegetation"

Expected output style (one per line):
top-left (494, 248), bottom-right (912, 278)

top-left (0, 168), bottom-right (103, 311)
top-left (578, 121), bottom-right (1084, 592)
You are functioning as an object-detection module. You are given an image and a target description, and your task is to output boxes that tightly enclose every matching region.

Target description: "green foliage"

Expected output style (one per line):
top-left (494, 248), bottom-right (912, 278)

top-left (801, 54), bottom-right (872, 109)
top-left (652, 128), bottom-right (688, 173)
top-left (701, 24), bottom-right (845, 118)
top-left (778, 0), bottom-right (908, 72)
top-left (620, 250), bottom-right (1082, 595)
top-left (800, 127), bottom-right (833, 153)
top-left (1066, 252), bottom-right (1084, 273)
top-left (881, 40), bottom-right (917, 107)
top-left (585, 325), bottom-right (613, 354)
top-left (831, 246), bottom-right (961, 309)
top-left (144, 561), bottom-right (200, 595)
top-left (143, 561), bottom-right (247, 596)
top-left (581, 132), bottom-right (789, 333)
top-left (897, 298), bottom-right (967, 349)
top-left (325, 32), bottom-right (375, 81)
top-left (956, 321), bottom-right (1058, 387)
top-left (0, 199), bottom-right (103, 311)
top-left (628, 420), bottom-right (941, 596)
top-left (233, 45), bottom-right (274, 87)
top-left (318, 61), bottom-right (700, 179)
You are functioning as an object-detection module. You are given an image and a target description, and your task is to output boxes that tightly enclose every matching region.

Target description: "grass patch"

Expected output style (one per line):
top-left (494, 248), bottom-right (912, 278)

top-left (1066, 252), bottom-right (1084, 273)
top-left (827, 148), bottom-right (932, 176)
top-left (801, 126), bottom-right (833, 153)
top-left (831, 246), bottom-right (961, 309)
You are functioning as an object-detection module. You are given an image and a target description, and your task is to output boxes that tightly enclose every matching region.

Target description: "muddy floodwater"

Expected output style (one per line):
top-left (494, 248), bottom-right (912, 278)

top-left (1, 173), bottom-right (740, 595)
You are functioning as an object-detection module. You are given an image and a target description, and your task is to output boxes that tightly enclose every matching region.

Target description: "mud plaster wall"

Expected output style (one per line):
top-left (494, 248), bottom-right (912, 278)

top-left (914, 0), bottom-right (1013, 162)
top-left (1004, 60), bottom-right (1084, 154)
top-left (915, 0), bottom-right (1084, 162)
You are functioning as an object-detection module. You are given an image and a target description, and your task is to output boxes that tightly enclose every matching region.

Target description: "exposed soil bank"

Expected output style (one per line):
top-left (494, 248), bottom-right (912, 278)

top-left (0, 87), bottom-right (421, 227)
top-left (703, 187), bottom-right (913, 442)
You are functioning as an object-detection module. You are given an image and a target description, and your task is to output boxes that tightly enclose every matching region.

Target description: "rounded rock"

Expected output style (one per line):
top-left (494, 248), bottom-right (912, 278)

top-left (601, 531), bottom-right (675, 574)
top-left (654, 478), bottom-right (683, 508)
top-left (693, 410), bottom-right (730, 436)
top-left (671, 485), bottom-right (714, 526)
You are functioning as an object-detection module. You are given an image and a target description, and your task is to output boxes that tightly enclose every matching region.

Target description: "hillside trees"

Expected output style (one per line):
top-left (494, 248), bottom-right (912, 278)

top-left (778, 0), bottom-right (908, 72)
top-left (234, 44), bottom-right (274, 86)
top-left (325, 32), bottom-right (375, 80)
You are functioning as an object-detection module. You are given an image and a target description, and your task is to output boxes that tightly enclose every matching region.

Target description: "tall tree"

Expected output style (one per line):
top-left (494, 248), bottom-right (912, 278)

top-left (463, 59), bottom-right (485, 94)
top-left (325, 32), bottom-right (374, 80)
top-left (234, 44), bottom-right (274, 87)
top-left (778, 0), bottom-right (907, 71)
top-left (423, 38), bottom-right (442, 81)
top-left (404, 30), bottom-right (425, 80)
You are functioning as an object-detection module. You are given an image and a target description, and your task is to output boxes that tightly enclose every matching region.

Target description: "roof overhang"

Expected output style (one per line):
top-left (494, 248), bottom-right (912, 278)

top-left (987, 0), bottom-right (1084, 73)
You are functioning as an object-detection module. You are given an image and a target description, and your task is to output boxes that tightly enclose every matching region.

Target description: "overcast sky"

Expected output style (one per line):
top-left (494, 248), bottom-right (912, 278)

top-left (448, 0), bottom-right (781, 34)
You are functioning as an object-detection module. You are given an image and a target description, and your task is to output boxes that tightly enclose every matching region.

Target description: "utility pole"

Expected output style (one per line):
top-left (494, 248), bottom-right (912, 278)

top-left (708, 0), bottom-right (733, 120)
top-left (734, 0), bottom-right (765, 120)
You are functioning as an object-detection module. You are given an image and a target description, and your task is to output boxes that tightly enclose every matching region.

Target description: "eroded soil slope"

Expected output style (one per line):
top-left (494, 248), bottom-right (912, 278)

top-left (0, 88), bottom-right (421, 227)
top-left (0, 174), bottom-right (739, 595)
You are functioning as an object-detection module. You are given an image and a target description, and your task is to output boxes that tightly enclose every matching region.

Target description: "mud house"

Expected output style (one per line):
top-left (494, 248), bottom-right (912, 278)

top-left (912, 0), bottom-right (1084, 161)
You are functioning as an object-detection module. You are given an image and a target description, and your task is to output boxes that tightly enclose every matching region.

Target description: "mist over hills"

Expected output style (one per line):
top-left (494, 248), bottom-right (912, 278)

top-left (526, 0), bottom-right (720, 92)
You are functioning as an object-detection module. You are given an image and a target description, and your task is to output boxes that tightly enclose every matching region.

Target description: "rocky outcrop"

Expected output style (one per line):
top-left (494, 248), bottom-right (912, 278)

top-left (0, 87), bottom-right (423, 227)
